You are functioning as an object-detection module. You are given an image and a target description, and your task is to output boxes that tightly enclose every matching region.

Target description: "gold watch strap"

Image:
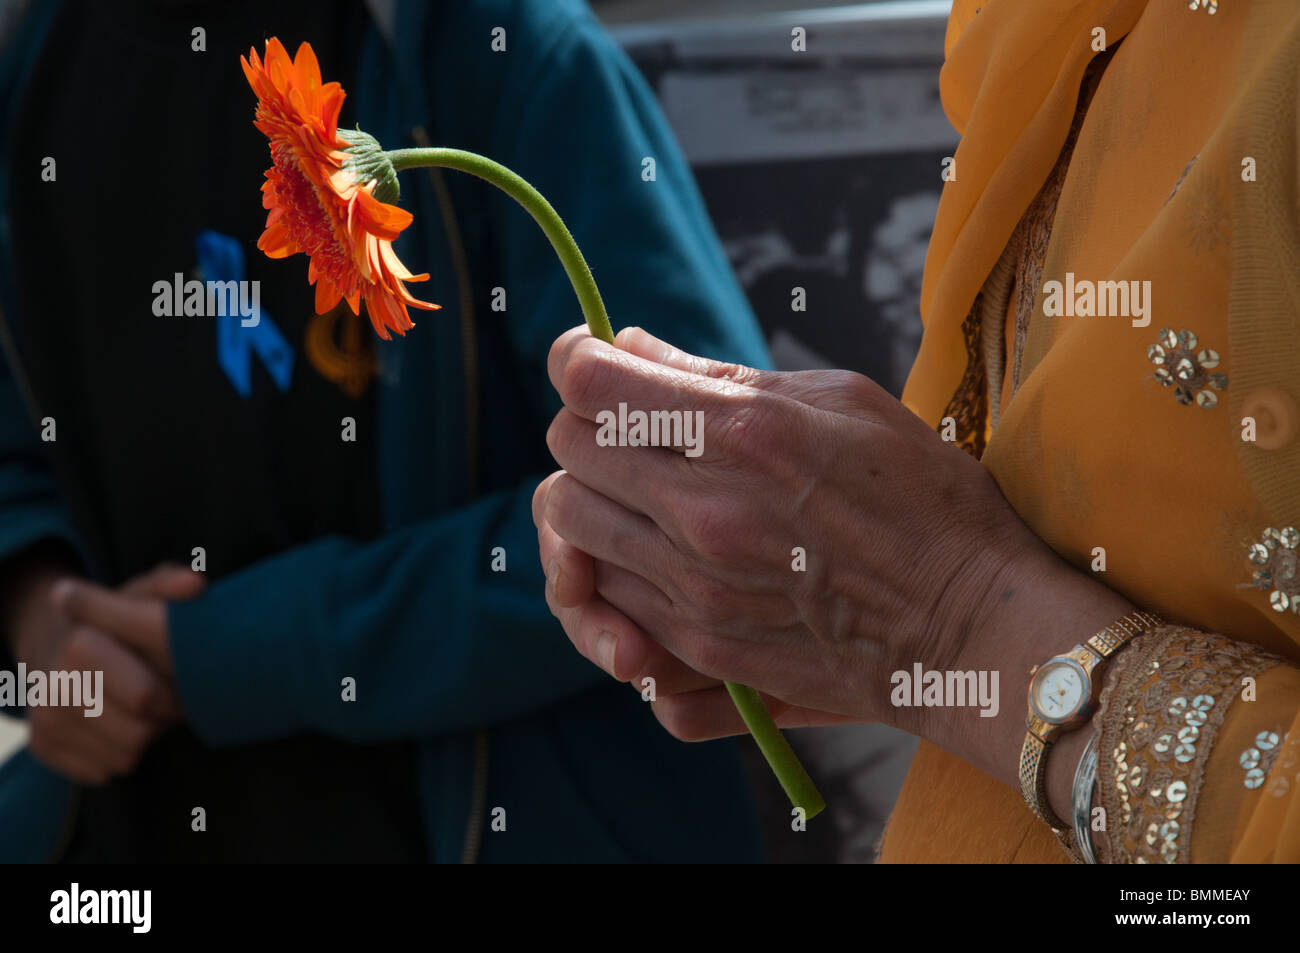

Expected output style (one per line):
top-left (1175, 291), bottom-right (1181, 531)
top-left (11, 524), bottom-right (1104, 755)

top-left (1020, 731), bottom-right (1068, 831)
top-left (1020, 610), bottom-right (1162, 834)
top-left (1086, 610), bottom-right (1161, 659)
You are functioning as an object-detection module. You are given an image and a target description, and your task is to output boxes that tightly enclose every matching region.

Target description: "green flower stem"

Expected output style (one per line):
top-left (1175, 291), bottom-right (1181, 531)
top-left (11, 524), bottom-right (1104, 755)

top-left (727, 684), bottom-right (826, 818)
top-left (386, 146), bottom-right (824, 819)
top-left (386, 147), bottom-right (614, 345)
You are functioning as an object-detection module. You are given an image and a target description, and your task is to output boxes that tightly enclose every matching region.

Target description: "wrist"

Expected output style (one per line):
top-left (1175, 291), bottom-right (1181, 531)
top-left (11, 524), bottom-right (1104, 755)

top-left (935, 542), bottom-right (1134, 792)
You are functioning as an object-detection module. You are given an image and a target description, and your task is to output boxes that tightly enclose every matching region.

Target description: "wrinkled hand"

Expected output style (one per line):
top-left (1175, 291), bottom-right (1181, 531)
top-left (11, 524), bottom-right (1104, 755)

top-left (536, 326), bottom-right (1048, 741)
top-left (7, 563), bottom-right (204, 785)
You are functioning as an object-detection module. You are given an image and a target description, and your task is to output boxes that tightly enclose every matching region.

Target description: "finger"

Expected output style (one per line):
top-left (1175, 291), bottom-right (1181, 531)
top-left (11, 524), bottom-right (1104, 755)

top-left (80, 706), bottom-right (158, 774)
top-left (538, 518), bottom-right (595, 609)
top-left (549, 329), bottom-right (780, 458)
top-left (56, 704), bottom-right (158, 779)
top-left (547, 325), bottom-right (596, 394)
top-left (26, 722), bottom-right (114, 787)
top-left (546, 408), bottom-right (693, 526)
top-left (652, 685), bottom-right (861, 742)
top-left (542, 472), bottom-right (679, 595)
top-left (531, 471), bottom-right (562, 529)
top-left (591, 559), bottom-right (672, 629)
top-left (25, 703), bottom-right (151, 786)
top-left (614, 326), bottom-right (767, 387)
top-left (618, 327), bottom-right (887, 417)
top-left (121, 563), bottom-right (206, 601)
top-left (591, 561), bottom-right (720, 696)
top-left (66, 626), bottom-right (180, 720)
top-left (54, 581), bottom-right (168, 668)
top-left (544, 584), bottom-right (650, 685)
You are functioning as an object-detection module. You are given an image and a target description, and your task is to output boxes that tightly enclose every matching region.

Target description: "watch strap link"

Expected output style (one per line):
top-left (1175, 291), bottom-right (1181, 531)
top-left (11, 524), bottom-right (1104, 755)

top-left (1086, 609), bottom-right (1161, 659)
top-left (1019, 730), bottom-right (1068, 831)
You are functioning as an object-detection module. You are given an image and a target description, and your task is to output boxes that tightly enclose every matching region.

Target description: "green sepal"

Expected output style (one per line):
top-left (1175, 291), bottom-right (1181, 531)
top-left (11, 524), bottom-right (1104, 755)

top-left (337, 127), bottom-right (400, 204)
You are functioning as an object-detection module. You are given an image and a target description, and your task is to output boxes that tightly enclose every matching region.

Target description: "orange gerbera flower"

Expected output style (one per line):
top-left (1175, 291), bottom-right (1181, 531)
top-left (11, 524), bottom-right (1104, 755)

top-left (242, 37), bottom-right (438, 339)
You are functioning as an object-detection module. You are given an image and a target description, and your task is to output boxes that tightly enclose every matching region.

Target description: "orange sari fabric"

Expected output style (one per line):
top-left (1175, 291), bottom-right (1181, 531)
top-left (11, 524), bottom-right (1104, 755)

top-left (883, 0), bottom-right (1300, 863)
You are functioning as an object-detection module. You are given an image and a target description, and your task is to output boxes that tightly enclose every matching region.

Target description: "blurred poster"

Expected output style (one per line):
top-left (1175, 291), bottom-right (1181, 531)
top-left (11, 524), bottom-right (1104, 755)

top-left (614, 1), bottom-right (955, 395)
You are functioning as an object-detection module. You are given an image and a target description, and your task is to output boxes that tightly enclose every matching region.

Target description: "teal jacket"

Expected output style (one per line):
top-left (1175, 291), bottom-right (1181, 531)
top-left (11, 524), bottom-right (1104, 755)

top-left (0, 0), bottom-right (770, 862)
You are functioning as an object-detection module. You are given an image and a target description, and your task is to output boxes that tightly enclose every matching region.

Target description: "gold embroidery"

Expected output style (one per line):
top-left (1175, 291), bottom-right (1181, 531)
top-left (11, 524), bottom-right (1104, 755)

top-left (1096, 626), bottom-right (1284, 863)
top-left (1146, 327), bottom-right (1228, 409)
top-left (939, 298), bottom-right (989, 458)
top-left (1239, 727), bottom-right (1288, 791)
top-left (1008, 52), bottom-right (1112, 398)
top-left (1263, 731), bottom-right (1300, 798)
top-left (941, 49), bottom-right (1116, 442)
top-left (1247, 526), bottom-right (1300, 614)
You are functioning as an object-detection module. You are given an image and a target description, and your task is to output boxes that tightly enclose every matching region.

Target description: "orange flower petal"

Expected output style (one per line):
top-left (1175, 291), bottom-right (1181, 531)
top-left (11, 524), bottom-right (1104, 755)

top-left (245, 38), bottom-right (439, 337)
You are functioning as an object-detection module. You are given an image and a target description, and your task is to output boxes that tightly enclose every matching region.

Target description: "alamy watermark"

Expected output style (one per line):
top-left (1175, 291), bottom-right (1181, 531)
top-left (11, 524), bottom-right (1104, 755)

top-left (1042, 272), bottom-right (1152, 327)
top-left (50, 883), bottom-right (150, 933)
top-left (890, 663), bottom-right (1000, 717)
top-left (152, 273), bottom-right (261, 327)
top-left (0, 665), bottom-right (103, 717)
top-left (595, 402), bottom-right (705, 458)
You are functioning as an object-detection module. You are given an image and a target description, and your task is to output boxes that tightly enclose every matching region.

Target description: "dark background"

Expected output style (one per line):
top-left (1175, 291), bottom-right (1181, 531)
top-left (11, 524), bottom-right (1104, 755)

top-left (0, 0), bottom-right (955, 864)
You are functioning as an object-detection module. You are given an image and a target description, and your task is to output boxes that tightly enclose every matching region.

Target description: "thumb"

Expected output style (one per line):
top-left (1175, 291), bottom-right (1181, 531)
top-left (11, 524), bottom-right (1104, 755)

top-left (615, 326), bottom-right (884, 415)
top-left (121, 563), bottom-right (206, 601)
top-left (614, 326), bottom-right (771, 388)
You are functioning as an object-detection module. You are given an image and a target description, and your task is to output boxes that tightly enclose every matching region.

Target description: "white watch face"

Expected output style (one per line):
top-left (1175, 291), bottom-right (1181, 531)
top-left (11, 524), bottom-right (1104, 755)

top-left (1031, 658), bottom-right (1089, 723)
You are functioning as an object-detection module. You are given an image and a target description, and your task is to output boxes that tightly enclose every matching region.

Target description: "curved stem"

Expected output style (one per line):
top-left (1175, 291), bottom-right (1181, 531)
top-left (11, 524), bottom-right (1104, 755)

top-left (387, 148), bottom-right (615, 345)
top-left (388, 146), bottom-right (824, 818)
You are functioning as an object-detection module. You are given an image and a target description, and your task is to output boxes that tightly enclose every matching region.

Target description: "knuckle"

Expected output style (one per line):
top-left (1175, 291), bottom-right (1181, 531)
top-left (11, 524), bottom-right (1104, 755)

top-left (680, 630), bottom-right (733, 680)
top-left (678, 573), bottom-right (734, 622)
top-left (709, 390), bottom-right (781, 462)
top-left (544, 411), bottom-right (581, 464)
top-left (544, 473), bottom-right (585, 534)
top-left (684, 500), bottom-right (749, 563)
top-left (710, 398), bottom-right (759, 460)
top-left (52, 579), bottom-right (82, 613)
top-left (706, 360), bottom-right (759, 385)
top-left (830, 369), bottom-right (880, 405)
top-left (559, 341), bottom-right (612, 409)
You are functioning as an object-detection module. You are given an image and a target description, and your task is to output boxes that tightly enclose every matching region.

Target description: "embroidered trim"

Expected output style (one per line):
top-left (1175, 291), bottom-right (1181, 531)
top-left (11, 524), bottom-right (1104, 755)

top-left (1096, 626), bottom-right (1285, 863)
top-left (981, 234), bottom-right (1018, 431)
top-left (1008, 51), bottom-right (1112, 398)
top-left (939, 297), bottom-right (990, 458)
top-left (1238, 727), bottom-right (1289, 791)
top-left (940, 50), bottom-right (1116, 450)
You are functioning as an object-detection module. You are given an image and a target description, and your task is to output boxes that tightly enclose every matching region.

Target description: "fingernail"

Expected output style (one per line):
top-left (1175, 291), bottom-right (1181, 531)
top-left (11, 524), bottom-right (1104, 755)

top-left (546, 559), bottom-right (559, 600)
top-left (595, 630), bottom-right (618, 678)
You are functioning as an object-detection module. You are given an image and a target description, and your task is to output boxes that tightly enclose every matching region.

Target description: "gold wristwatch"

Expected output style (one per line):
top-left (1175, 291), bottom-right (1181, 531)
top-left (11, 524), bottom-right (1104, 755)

top-left (1019, 610), bottom-right (1162, 831)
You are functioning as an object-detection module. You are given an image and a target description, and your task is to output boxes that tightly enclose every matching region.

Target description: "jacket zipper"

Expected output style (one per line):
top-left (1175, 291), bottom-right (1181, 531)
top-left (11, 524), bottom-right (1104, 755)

top-left (459, 728), bottom-right (491, 864)
top-left (412, 125), bottom-right (490, 864)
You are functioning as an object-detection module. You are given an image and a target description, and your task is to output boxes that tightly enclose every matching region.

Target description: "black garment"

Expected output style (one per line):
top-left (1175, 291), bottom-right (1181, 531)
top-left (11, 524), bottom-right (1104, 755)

top-left (9, 0), bottom-right (424, 861)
